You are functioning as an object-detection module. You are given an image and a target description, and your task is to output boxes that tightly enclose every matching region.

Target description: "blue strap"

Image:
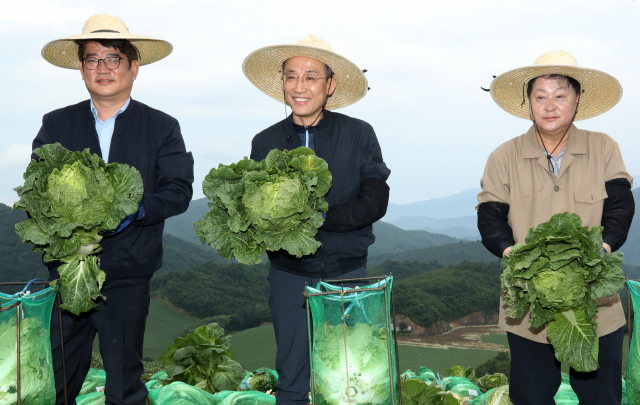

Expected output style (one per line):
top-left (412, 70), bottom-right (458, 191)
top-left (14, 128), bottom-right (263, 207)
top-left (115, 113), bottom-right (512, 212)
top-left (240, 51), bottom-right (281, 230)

top-left (20, 278), bottom-right (44, 295)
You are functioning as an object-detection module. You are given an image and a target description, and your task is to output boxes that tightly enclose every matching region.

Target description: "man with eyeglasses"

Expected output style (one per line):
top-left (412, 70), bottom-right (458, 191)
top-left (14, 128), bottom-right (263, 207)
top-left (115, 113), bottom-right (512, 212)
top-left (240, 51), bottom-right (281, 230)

top-left (243, 34), bottom-right (391, 405)
top-left (37, 14), bottom-right (193, 405)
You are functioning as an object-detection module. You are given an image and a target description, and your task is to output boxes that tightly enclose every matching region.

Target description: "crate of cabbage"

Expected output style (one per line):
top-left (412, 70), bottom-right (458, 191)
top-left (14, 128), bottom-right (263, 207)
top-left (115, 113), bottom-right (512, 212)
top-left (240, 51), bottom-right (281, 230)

top-left (13, 143), bottom-right (144, 315)
top-left (305, 276), bottom-right (400, 405)
top-left (502, 212), bottom-right (626, 372)
top-left (194, 147), bottom-right (331, 265)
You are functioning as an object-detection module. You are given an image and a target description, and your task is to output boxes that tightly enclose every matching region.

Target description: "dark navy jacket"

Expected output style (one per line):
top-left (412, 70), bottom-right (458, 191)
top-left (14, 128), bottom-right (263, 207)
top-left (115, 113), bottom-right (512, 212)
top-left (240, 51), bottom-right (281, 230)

top-left (251, 110), bottom-right (391, 278)
top-left (32, 99), bottom-right (194, 284)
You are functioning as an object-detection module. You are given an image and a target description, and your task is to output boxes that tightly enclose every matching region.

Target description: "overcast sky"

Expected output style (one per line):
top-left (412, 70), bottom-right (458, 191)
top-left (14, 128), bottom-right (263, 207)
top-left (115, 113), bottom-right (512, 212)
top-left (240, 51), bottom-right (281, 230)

top-left (3, 0), bottom-right (640, 207)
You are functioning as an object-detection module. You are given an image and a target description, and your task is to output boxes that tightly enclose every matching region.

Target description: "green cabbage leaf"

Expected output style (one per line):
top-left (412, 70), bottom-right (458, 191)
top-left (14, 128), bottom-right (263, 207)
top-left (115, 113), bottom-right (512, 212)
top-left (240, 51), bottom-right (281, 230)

top-left (13, 143), bottom-right (144, 315)
top-left (194, 147), bottom-right (331, 264)
top-left (501, 212), bottom-right (625, 372)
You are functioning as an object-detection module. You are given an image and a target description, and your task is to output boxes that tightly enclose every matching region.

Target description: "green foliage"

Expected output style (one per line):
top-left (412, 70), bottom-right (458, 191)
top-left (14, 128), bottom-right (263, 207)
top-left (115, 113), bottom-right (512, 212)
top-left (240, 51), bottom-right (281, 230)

top-left (444, 366), bottom-right (479, 385)
top-left (368, 222), bottom-right (460, 257)
top-left (90, 351), bottom-right (103, 370)
top-left (13, 143), bottom-right (143, 315)
top-left (475, 353), bottom-right (510, 379)
top-left (401, 379), bottom-right (460, 405)
top-left (150, 262), bottom-right (270, 331)
top-left (0, 317), bottom-right (55, 404)
top-left (158, 323), bottom-right (245, 394)
top-left (141, 362), bottom-right (165, 383)
top-left (394, 261), bottom-right (501, 329)
top-left (313, 322), bottom-right (392, 405)
top-left (502, 213), bottom-right (625, 372)
top-left (368, 260), bottom-right (444, 280)
top-left (477, 373), bottom-right (508, 393)
top-left (194, 148), bottom-right (331, 265)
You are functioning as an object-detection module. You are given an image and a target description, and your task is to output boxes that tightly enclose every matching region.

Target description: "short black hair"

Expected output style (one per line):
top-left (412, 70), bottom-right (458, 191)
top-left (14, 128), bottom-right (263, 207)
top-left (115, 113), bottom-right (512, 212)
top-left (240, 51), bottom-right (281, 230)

top-left (75, 39), bottom-right (140, 69)
top-left (527, 74), bottom-right (581, 98)
top-left (281, 60), bottom-right (334, 78)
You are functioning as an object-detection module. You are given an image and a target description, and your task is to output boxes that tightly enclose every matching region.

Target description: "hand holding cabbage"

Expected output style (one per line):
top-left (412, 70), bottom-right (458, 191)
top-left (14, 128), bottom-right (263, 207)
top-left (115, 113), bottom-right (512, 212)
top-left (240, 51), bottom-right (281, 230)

top-left (501, 212), bottom-right (625, 372)
top-left (13, 143), bottom-right (144, 315)
top-left (194, 147), bottom-right (331, 265)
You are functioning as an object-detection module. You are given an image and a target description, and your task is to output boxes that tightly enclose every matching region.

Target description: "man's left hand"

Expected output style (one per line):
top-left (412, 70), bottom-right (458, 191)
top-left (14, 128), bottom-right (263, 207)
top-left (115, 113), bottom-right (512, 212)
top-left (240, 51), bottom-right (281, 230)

top-left (113, 201), bottom-right (144, 234)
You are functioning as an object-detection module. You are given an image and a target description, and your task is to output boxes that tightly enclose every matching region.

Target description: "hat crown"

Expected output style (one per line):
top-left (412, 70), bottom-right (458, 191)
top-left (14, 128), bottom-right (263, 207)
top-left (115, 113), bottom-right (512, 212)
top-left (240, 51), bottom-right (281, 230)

top-left (534, 50), bottom-right (578, 67)
top-left (82, 14), bottom-right (130, 35)
top-left (295, 34), bottom-right (332, 51)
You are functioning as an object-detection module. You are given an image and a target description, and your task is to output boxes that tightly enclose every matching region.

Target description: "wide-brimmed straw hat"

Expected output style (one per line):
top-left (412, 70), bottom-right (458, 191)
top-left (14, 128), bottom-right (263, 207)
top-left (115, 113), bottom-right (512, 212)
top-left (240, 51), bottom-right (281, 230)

top-left (242, 34), bottom-right (368, 110)
top-left (42, 14), bottom-right (173, 69)
top-left (490, 50), bottom-right (622, 121)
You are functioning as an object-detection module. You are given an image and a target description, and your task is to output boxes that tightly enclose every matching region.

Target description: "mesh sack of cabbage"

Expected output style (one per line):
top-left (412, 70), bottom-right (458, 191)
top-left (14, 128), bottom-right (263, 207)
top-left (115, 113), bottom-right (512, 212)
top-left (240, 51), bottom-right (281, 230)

top-left (627, 280), bottom-right (640, 405)
top-left (0, 284), bottom-right (57, 405)
top-left (194, 147), bottom-right (331, 265)
top-left (306, 277), bottom-right (399, 405)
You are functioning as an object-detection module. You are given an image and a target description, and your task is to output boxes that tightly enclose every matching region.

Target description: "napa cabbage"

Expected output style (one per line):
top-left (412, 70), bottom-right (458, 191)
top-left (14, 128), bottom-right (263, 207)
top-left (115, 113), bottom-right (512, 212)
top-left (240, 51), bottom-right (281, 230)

top-left (0, 318), bottom-right (55, 404)
top-left (501, 212), bottom-right (625, 372)
top-left (194, 147), bottom-right (331, 265)
top-left (14, 143), bottom-right (144, 315)
top-left (312, 322), bottom-right (393, 405)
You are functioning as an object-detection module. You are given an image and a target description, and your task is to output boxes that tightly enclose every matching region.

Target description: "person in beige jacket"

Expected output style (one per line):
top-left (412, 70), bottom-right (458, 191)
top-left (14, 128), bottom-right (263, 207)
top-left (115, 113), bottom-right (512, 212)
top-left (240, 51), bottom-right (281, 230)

top-left (477, 51), bottom-right (635, 405)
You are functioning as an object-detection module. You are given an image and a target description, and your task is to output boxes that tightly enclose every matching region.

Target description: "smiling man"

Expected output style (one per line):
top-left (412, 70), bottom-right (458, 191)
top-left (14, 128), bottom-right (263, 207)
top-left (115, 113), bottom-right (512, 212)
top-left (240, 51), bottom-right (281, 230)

top-left (37, 14), bottom-right (194, 405)
top-left (243, 34), bottom-right (391, 405)
top-left (477, 51), bottom-right (634, 405)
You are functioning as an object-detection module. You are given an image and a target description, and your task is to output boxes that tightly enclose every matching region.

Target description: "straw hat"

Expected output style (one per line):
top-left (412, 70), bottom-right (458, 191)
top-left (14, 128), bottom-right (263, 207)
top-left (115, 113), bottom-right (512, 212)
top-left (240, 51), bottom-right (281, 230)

top-left (42, 14), bottom-right (173, 69)
top-left (490, 50), bottom-right (622, 121)
top-left (242, 34), bottom-right (368, 110)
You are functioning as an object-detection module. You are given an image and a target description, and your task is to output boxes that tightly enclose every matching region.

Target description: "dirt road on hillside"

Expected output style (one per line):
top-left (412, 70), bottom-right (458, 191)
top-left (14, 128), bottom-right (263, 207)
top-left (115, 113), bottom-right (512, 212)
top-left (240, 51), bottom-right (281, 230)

top-left (397, 325), bottom-right (509, 352)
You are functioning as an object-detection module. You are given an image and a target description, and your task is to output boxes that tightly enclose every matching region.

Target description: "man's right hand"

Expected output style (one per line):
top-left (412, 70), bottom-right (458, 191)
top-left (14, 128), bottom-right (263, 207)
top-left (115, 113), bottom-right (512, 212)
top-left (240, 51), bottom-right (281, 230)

top-left (502, 246), bottom-right (512, 257)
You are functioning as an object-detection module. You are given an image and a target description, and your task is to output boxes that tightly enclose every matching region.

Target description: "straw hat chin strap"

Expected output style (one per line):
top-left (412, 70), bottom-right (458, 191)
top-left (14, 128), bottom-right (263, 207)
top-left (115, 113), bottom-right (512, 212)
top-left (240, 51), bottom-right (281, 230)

top-left (531, 99), bottom-right (579, 174)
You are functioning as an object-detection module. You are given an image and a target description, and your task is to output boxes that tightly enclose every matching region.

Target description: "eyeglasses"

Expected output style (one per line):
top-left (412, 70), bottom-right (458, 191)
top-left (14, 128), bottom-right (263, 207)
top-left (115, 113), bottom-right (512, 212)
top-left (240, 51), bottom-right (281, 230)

top-left (82, 57), bottom-right (128, 70)
top-left (282, 73), bottom-right (329, 86)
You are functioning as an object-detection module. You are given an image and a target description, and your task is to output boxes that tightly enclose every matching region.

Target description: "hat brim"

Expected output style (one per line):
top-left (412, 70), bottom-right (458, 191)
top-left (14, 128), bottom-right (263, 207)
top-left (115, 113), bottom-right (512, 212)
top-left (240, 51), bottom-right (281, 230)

top-left (490, 65), bottom-right (622, 121)
top-left (42, 34), bottom-right (173, 69)
top-left (242, 44), bottom-right (368, 110)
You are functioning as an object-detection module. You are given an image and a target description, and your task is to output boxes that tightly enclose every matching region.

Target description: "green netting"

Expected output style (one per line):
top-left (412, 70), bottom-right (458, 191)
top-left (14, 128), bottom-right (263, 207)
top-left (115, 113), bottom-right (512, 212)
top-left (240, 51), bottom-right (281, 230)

top-left (469, 385), bottom-right (513, 405)
top-left (627, 280), bottom-right (640, 405)
top-left (306, 277), bottom-right (399, 405)
top-left (146, 370), bottom-right (169, 390)
top-left (0, 284), bottom-right (57, 405)
top-left (440, 376), bottom-right (480, 400)
top-left (553, 382), bottom-right (579, 405)
top-left (76, 392), bottom-right (106, 405)
top-left (416, 367), bottom-right (436, 382)
top-left (240, 368), bottom-right (279, 391)
top-left (211, 391), bottom-right (275, 405)
top-left (79, 368), bottom-right (106, 396)
top-left (148, 382), bottom-right (217, 405)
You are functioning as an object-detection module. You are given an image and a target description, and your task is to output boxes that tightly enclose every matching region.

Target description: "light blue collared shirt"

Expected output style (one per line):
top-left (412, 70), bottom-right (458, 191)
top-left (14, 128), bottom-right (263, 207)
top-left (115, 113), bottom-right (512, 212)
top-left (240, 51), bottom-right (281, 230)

top-left (542, 144), bottom-right (567, 177)
top-left (90, 98), bottom-right (131, 163)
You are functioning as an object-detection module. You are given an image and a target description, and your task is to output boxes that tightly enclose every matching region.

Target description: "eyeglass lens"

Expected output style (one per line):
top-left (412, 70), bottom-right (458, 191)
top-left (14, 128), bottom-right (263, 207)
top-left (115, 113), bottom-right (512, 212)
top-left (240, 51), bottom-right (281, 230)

top-left (83, 58), bottom-right (122, 70)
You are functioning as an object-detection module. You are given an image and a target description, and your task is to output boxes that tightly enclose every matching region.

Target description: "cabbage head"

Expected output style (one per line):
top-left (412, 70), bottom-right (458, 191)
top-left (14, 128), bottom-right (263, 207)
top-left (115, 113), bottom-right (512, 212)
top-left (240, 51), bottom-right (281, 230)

top-left (501, 212), bottom-right (625, 372)
top-left (0, 318), bottom-right (55, 405)
top-left (194, 148), bottom-right (331, 264)
top-left (312, 322), bottom-right (391, 405)
top-left (14, 143), bottom-right (144, 315)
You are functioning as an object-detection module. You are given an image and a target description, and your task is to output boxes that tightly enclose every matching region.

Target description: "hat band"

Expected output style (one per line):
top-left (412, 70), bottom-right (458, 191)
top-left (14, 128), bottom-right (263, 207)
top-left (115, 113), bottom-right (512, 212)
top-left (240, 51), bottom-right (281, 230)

top-left (90, 29), bottom-right (121, 33)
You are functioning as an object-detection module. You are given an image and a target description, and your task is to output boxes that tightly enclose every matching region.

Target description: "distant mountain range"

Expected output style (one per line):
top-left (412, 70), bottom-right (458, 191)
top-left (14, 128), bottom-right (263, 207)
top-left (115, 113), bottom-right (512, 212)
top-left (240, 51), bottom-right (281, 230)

top-left (384, 188), bottom-right (481, 221)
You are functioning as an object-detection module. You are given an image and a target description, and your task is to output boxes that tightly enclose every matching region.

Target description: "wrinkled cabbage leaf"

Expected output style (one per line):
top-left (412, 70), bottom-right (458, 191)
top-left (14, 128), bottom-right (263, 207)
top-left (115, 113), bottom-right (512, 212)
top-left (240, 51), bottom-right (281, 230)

top-left (194, 148), bottom-right (331, 264)
top-left (502, 212), bottom-right (625, 372)
top-left (14, 143), bottom-right (143, 315)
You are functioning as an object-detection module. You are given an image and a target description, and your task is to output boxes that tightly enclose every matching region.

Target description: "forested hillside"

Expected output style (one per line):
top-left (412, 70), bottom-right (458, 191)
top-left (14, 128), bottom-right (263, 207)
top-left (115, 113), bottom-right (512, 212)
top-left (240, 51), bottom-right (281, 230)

top-left (368, 240), bottom-right (495, 266)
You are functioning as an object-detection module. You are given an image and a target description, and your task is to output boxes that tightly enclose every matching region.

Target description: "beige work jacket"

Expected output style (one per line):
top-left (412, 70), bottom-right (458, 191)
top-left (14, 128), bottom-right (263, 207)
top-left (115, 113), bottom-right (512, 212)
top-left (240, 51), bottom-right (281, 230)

top-left (477, 124), bottom-right (632, 343)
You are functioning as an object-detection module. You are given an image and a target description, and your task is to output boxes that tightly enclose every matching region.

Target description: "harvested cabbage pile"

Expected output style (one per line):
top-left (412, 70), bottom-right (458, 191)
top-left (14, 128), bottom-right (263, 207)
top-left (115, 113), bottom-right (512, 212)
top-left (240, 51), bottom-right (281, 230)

top-left (0, 318), bottom-right (55, 405)
top-left (195, 147), bottom-right (331, 265)
top-left (501, 212), bottom-right (625, 372)
top-left (312, 322), bottom-right (391, 405)
top-left (14, 143), bottom-right (144, 315)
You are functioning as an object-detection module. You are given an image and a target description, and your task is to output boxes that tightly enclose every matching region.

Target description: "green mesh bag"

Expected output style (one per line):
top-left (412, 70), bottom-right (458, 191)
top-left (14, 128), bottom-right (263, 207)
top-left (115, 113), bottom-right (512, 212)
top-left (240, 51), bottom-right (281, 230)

top-left (306, 277), bottom-right (399, 405)
top-left (148, 382), bottom-right (217, 405)
top-left (628, 280), bottom-right (640, 405)
top-left (79, 368), bottom-right (106, 396)
top-left (75, 392), bottom-right (106, 405)
top-left (440, 376), bottom-right (480, 400)
top-left (469, 385), bottom-right (513, 405)
top-left (211, 391), bottom-right (275, 405)
top-left (553, 382), bottom-right (579, 405)
top-left (0, 283), bottom-right (57, 405)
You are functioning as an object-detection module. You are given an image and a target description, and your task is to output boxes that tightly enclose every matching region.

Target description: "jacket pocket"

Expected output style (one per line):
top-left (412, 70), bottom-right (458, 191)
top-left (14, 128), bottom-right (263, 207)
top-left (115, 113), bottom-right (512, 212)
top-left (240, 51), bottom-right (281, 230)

top-left (574, 189), bottom-right (607, 203)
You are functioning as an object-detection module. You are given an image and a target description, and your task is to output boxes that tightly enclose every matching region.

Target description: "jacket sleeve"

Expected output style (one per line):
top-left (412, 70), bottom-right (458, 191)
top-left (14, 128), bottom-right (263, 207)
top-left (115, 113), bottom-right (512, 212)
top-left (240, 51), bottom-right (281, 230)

top-left (322, 178), bottom-right (390, 233)
top-left (135, 121), bottom-right (194, 226)
top-left (322, 125), bottom-right (391, 233)
top-left (31, 116), bottom-right (49, 160)
top-left (478, 202), bottom-right (515, 257)
top-left (601, 178), bottom-right (635, 252)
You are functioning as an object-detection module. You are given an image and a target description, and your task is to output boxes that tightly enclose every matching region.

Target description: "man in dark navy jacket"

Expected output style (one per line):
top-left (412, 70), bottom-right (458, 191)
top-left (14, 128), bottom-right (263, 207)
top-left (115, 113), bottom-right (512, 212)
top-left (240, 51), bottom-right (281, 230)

top-left (37, 14), bottom-right (193, 405)
top-left (242, 34), bottom-right (391, 405)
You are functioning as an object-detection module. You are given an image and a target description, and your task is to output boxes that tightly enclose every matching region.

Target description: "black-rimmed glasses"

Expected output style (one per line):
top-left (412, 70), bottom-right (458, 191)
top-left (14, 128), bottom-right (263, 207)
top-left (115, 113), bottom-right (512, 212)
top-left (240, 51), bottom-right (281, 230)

top-left (82, 57), bottom-right (129, 70)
